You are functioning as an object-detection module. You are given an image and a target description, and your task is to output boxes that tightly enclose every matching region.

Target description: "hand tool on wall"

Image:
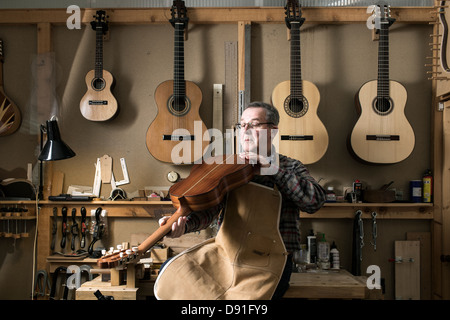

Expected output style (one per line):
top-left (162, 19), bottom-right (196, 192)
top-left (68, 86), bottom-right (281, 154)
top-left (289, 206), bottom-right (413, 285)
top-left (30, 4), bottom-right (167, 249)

top-left (351, 209), bottom-right (363, 276)
top-left (80, 206), bottom-right (87, 248)
top-left (371, 211), bottom-right (377, 251)
top-left (51, 207), bottom-right (57, 251)
top-left (70, 208), bottom-right (78, 251)
top-left (49, 266), bottom-right (69, 300)
top-left (33, 269), bottom-right (50, 299)
top-left (60, 206), bottom-right (67, 249)
top-left (88, 207), bottom-right (104, 257)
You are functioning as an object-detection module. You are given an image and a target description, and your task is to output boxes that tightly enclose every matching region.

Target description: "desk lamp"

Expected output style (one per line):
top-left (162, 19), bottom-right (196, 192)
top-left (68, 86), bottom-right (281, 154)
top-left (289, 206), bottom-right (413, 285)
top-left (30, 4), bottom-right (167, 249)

top-left (38, 116), bottom-right (75, 199)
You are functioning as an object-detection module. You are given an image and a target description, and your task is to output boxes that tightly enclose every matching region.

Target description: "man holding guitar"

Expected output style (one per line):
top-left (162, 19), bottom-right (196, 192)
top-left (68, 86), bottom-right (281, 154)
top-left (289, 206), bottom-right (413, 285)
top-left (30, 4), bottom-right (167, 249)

top-left (159, 101), bottom-right (326, 299)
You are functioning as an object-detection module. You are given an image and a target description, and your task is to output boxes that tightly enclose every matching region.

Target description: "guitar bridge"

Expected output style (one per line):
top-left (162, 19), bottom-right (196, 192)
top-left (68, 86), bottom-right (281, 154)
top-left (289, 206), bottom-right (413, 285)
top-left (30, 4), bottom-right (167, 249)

top-left (163, 135), bottom-right (195, 141)
top-left (281, 135), bottom-right (313, 141)
top-left (366, 135), bottom-right (400, 141)
top-left (89, 100), bottom-right (108, 105)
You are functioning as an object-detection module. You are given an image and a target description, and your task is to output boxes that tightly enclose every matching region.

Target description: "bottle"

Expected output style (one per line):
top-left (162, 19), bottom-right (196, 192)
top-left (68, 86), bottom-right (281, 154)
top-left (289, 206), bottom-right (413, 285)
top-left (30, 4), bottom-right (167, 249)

top-left (317, 233), bottom-right (330, 269)
top-left (330, 241), bottom-right (340, 270)
top-left (423, 169), bottom-right (433, 203)
top-left (326, 187), bottom-right (336, 202)
top-left (307, 230), bottom-right (317, 264)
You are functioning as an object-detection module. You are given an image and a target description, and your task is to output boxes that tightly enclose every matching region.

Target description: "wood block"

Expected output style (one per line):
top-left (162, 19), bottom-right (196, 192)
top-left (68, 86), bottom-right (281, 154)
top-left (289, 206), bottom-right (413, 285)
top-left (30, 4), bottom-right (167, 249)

top-left (394, 240), bottom-right (420, 300)
top-left (151, 248), bottom-right (169, 263)
top-left (76, 276), bottom-right (138, 300)
top-left (407, 232), bottom-right (431, 300)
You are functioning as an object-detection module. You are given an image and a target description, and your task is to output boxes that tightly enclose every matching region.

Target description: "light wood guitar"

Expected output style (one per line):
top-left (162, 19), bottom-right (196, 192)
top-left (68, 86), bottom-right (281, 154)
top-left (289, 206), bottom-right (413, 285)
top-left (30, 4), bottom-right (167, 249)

top-left (80, 10), bottom-right (118, 121)
top-left (0, 39), bottom-right (21, 136)
top-left (350, 3), bottom-right (414, 164)
top-left (146, 0), bottom-right (209, 164)
top-left (271, 0), bottom-right (328, 164)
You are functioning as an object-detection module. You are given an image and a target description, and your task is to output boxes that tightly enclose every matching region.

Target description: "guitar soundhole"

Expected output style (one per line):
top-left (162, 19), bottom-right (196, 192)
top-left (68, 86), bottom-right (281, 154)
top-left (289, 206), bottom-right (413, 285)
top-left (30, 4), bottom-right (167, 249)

top-left (168, 95), bottom-right (190, 117)
top-left (284, 96), bottom-right (308, 118)
top-left (373, 97), bottom-right (393, 115)
top-left (91, 78), bottom-right (106, 91)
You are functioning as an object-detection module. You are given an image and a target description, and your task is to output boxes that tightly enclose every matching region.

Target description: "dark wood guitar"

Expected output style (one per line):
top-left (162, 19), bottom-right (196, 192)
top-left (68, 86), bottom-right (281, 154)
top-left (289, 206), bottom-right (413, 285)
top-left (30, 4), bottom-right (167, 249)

top-left (271, 0), bottom-right (328, 164)
top-left (146, 0), bottom-right (209, 164)
top-left (0, 39), bottom-right (21, 136)
top-left (80, 10), bottom-right (118, 121)
top-left (350, 3), bottom-right (414, 164)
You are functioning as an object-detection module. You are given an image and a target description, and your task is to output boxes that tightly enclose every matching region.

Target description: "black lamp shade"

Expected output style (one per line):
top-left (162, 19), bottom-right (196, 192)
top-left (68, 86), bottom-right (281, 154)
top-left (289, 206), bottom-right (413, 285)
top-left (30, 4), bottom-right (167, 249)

top-left (38, 119), bottom-right (75, 161)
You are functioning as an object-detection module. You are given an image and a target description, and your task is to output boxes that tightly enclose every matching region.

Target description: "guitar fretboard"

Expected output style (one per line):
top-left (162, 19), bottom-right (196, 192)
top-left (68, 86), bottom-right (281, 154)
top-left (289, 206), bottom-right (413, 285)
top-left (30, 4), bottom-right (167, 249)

top-left (174, 22), bottom-right (186, 101)
top-left (290, 22), bottom-right (302, 99)
top-left (377, 19), bottom-right (390, 99)
top-left (95, 26), bottom-right (104, 80)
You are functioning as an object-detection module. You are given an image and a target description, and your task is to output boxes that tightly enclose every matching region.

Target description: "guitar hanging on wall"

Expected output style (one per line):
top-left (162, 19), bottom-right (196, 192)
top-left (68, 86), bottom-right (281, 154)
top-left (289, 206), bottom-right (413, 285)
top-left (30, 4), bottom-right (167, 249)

top-left (80, 10), bottom-right (118, 121)
top-left (271, 0), bottom-right (328, 164)
top-left (0, 39), bottom-right (21, 136)
top-left (350, 3), bottom-right (414, 164)
top-left (146, 0), bottom-right (209, 164)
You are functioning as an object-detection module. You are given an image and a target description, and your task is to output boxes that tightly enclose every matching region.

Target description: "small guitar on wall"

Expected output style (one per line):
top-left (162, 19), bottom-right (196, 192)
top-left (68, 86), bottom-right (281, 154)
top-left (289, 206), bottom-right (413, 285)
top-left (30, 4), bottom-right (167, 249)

top-left (80, 10), bottom-right (118, 121)
top-left (350, 3), bottom-right (414, 164)
top-left (271, 0), bottom-right (328, 164)
top-left (146, 0), bottom-right (209, 164)
top-left (0, 39), bottom-right (21, 136)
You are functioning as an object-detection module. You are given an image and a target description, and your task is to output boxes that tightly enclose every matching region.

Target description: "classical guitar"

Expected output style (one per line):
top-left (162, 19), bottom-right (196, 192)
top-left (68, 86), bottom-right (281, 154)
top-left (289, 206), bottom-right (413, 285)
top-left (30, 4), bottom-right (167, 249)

top-left (80, 10), bottom-right (118, 121)
top-left (350, 3), bottom-right (414, 164)
top-left (270, 0), bottom-right (328, 164)
top-left (146, 0), bottom-right (209, 164)
top-left (0, 39), bottom-right (21, 136)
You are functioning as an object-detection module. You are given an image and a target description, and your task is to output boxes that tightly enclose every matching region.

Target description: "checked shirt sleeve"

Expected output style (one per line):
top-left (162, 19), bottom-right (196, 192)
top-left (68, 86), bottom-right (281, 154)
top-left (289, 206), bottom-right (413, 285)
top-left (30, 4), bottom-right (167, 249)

top-left (272, 156), bottom-right (326, 214)
top-left (184, 200), bottom-right (226, 234)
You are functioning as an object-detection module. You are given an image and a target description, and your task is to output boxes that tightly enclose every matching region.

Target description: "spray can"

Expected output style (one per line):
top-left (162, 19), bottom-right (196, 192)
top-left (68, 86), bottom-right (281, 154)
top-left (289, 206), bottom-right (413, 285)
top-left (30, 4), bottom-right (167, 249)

top-left (423, 169), bottom-right (433, 203)
top-left (307, 230), bottom-right (317, 264)
top-left (317, 233), bottom-right (330, 270)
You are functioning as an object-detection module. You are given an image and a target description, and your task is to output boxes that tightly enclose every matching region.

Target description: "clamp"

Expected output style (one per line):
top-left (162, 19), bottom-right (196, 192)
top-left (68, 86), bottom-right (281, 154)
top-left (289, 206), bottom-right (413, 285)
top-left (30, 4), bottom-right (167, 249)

top-left (80, 207), bottom-right (87, 248)
top-left (70, 208), bottom-right (79, 251)
top-left (88, 207), bottom-right (104, 257)
top-left (60, 207), bottom-right (68, 249)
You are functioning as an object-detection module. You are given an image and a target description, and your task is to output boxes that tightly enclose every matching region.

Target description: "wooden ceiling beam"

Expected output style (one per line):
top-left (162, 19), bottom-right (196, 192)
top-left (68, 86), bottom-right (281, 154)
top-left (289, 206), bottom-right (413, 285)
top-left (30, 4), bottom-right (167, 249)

top-left (0, 7), bottom-right (434, 25)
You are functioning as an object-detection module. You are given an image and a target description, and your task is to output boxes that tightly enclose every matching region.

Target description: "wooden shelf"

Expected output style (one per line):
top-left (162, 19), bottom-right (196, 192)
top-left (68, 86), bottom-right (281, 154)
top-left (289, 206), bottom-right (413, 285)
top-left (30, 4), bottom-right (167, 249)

top-left (300, 202), bottom-right (433, 219)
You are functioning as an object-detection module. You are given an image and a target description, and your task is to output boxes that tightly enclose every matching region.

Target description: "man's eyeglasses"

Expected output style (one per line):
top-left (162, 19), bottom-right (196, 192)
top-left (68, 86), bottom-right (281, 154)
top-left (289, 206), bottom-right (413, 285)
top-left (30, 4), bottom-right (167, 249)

top-left (235, 122), bottom-right (274, 130)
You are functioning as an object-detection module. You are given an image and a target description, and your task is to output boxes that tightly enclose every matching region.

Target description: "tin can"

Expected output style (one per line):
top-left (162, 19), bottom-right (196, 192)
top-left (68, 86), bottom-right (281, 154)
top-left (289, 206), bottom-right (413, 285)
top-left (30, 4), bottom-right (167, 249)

top-left (423, 170), bottom-right (433, 203)
top-left (410, 180), bottom-right (422, 203)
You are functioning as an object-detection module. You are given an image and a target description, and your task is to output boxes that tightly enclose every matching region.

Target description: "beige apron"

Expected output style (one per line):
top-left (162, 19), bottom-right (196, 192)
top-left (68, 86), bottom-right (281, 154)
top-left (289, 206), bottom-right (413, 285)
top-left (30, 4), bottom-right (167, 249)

top-left (154, 182), bottom-right (288, 300)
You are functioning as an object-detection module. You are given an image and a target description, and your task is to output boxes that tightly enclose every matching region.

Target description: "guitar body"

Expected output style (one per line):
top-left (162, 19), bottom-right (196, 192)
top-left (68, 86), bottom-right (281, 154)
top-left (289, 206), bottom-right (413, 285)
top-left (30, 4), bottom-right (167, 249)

top-left (350, 79), bottom-right (415, 164)
top-left (271, 79), bottom-right (328, 164)
top-left (80, 69), bottom-right (118, 121)
top-left (146, 79), bottom-right (209, 163)
top-left (0, 39), bottom-right (21, 136)
top-left (0, 87), bottom-right (21, 136)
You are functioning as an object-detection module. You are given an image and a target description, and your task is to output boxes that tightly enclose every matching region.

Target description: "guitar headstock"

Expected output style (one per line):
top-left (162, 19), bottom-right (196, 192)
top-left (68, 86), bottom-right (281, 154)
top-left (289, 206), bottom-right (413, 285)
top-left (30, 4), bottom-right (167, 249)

top-left (285, 0), bottom-right (305, 29)
top-left (170, 0), bottom-right (189, 29)
top-left (370, 1), bottom-right (395, 29)
top-left (91, 10), bottom-right (109, 33)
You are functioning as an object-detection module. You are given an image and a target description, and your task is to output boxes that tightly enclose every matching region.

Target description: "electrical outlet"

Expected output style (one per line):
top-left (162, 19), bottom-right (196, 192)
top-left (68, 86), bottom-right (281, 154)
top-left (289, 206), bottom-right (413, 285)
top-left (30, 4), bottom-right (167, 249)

top-left (343, 186), bottom-right (352, 196)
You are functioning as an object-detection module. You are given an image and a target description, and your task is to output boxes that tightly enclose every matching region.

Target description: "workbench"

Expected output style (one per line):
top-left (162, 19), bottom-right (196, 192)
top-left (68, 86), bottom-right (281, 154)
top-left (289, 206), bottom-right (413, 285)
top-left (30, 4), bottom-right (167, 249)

top-left (75, 269), bottom-right (380, 300)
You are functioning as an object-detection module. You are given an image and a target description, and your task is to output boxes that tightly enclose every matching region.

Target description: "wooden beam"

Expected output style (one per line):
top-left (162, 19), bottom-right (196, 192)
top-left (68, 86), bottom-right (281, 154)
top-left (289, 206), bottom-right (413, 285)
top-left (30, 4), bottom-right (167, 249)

top-left (0, 7), bottom-right (434, 25)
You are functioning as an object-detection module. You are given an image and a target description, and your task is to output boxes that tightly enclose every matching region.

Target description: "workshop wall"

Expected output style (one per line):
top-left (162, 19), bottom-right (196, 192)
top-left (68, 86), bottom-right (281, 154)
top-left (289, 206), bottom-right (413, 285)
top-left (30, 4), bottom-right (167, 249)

top-left (0, 21), bottom-right (432, 300)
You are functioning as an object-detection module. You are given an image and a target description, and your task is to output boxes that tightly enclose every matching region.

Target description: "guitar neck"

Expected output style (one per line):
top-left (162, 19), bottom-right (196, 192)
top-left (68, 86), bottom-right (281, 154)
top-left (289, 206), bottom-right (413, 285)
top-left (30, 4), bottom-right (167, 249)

top-left (290, 22), bottom-right (302, 99)
top-left (174, 23), bottom-right (186, 99)
top-left (377, 20), bottom-right (390, 99)
top-left (95, 27), bottom-right (104, 79)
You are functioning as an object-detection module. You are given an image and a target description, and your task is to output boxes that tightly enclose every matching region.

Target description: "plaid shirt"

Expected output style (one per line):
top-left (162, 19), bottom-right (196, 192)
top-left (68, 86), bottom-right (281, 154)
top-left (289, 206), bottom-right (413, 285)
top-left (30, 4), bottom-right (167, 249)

top-left (184, 154), bottom-right (326, 252)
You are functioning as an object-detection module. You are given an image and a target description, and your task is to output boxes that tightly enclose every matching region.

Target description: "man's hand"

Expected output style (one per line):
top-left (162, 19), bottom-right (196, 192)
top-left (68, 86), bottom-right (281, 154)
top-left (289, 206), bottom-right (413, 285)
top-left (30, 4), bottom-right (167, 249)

top-left (239, 152), bottom-right (271, 167)
top-left (159, 216), bottom-right (186, 238)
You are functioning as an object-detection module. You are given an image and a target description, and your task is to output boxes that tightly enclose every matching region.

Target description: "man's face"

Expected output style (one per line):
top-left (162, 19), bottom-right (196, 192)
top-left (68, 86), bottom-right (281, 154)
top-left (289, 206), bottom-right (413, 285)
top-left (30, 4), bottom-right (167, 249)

top-left (239, 107), bottom-right (278, 154)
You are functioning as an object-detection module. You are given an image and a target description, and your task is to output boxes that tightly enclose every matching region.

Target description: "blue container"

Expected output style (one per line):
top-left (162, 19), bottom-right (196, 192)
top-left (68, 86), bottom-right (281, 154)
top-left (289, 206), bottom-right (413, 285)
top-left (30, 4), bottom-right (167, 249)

top-left (410, 180), bottom-right (422, 203)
